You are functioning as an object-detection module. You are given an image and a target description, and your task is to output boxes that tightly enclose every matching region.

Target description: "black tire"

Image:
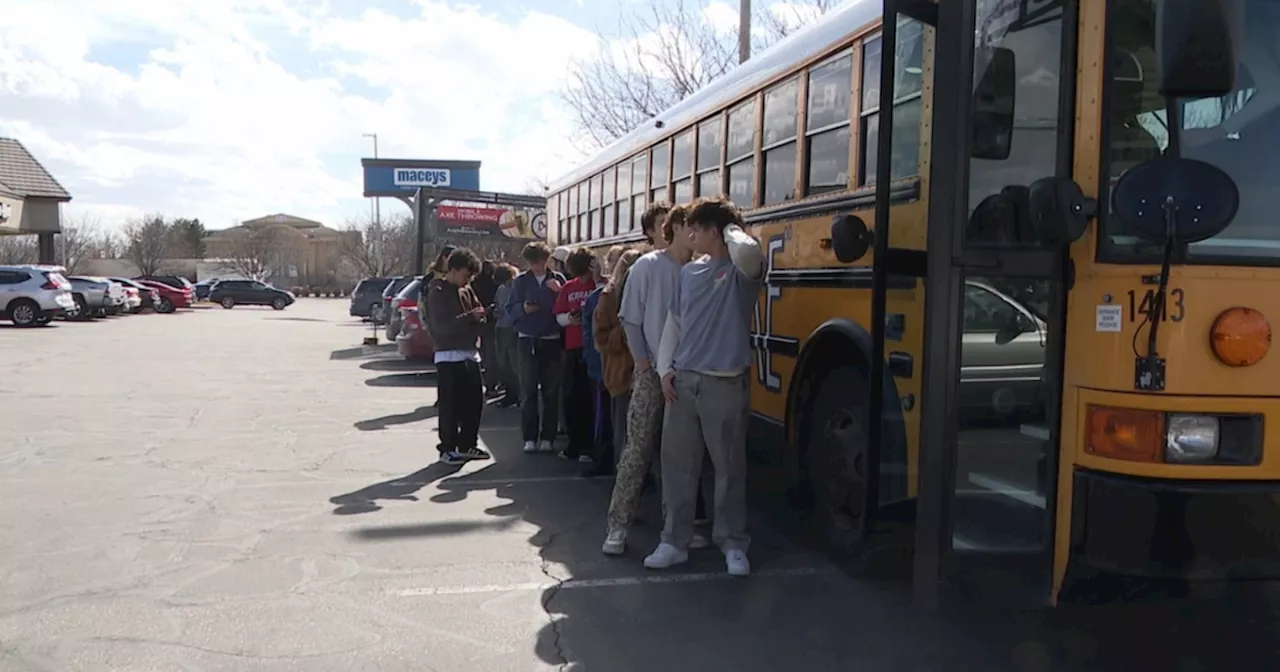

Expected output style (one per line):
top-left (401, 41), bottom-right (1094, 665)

top-left (803, 364), bottom-right (874, 558)
top-left (35, 314), bottom-right (52, 326)
top-left (220, 297), bottom-right (235, 309)
top-left (271, 298), bottom-right (287, 311)
top-left (157, 297), bottom-right (175, 314)
top-left (70, 294), bottom-right (88, 320)
top-left (8, 299), bottom-right (40, 327)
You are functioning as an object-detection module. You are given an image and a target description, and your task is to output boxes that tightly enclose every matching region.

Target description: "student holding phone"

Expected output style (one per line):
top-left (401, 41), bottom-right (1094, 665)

top-left (506, 242), bottom-right (567, 454)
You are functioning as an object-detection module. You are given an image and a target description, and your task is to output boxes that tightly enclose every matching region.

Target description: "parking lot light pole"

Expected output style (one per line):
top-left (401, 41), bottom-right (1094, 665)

top-left (362, 133), bottom-right (382, 275)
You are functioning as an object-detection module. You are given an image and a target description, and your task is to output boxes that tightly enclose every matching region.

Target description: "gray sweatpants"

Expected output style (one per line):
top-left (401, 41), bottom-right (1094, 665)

top-left (659, 370), bottom-right (750, 553)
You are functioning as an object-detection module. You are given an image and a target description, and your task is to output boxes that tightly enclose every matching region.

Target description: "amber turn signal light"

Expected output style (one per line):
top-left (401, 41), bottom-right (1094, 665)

top-left (1086, 405), bottom-right (1164, 463)
top-left (1211, 307), bottom-right (1271, 367)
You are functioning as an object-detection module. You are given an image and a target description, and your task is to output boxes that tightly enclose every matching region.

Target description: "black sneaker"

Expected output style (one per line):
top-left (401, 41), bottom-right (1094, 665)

top-left (457, 447), bottom-right (492, 461)
top-left (440, 451), bottom-right (467, 465)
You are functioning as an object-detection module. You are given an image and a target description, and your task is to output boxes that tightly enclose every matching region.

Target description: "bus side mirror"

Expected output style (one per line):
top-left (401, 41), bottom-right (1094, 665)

top-left (971, 47), bottom-right (1016, 161)
top-left (1157, 0), bottom-right (1244, 98)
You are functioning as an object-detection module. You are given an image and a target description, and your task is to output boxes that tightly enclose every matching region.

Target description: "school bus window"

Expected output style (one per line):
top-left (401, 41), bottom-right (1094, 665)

top-left (672, 130), bottom-right (694, 204)
top-left (631, 154), bottom-right (647, 196)
top-left (616, 162), bottom-right (631, 233)
top-left (762, 78), bottom-right (800, 206)
top-left (587, 210), bottom-right (597, 240)
top-left (806, 52), bottom-right (853, 195)
top-left (577, 182), bottom-right (587, 214)
top-left (602, 166), bottom-right (616, 207)
top-left (696, 116), bottom-right (724, 197)
top-left (859, 19), bottom-right (926, 186)
top-left (728, 158), bottom-right (755, 208)
top-left (697, 118), bottom-right (722, 170)
top-left (566, 188), bottom-right (578, 241)
top-left (631, 194), bottom-right (645, 229)
top-left (651, 142), bottom-right (671, 194)
top-left (589, 173), bottom-right (602, 211)
top-left (727, 100), bottom-right (757, 208)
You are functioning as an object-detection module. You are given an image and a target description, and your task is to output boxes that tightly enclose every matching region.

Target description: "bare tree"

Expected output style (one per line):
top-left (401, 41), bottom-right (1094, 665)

top-left (57, 212), bottom-right (107, 273)
top-left (337, 213), bottom-right (416, 278)
top-left (123, 214), bottom-right (173, 276)
top-left (561, 0), bottom-right (838, 148)
top-left (0, 235), bottom-right (38, 265)
top-left (219, 224), bottom-right (310, 283)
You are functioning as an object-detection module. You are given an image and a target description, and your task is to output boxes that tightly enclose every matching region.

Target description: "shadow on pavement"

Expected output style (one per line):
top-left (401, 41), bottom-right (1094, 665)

top-left (329, 463), bottom-right (460, 515)
top-left (364, 371), bottom-right (439, 388)
top-left (404, 407), bottom-right (1280, 670)
top-left (360, 358), bottom-right (434, 372)
top-left (330, 343), bottom-right (398, 361)
top-left (355, 405), bottom-right (438, 431)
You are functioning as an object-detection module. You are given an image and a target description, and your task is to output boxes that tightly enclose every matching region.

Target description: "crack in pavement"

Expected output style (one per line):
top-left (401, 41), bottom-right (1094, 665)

top-left (533, 513), bottom-right (601, 671)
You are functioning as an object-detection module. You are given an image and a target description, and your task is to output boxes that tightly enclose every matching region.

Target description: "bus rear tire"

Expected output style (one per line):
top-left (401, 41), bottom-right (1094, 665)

top-left (803, 364), bottom-right (873, 558)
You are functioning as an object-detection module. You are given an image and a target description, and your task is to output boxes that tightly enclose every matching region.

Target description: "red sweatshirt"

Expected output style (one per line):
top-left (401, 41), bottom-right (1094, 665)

top-left (553, 276), bottom-right (597, 350)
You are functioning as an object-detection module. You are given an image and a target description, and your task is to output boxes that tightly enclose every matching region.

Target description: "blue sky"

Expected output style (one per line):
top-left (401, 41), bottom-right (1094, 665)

top-left (0, 0), bottom-right (801, 231)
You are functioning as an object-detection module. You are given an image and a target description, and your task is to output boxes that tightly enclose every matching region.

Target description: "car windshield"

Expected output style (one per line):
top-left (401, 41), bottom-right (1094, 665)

top-left (396, 279), bottom-right (423, 301)
top-left (1101, 0), bottom-right (1280, 264)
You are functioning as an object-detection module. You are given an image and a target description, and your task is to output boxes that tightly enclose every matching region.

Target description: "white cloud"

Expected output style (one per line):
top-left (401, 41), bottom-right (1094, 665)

top-left (0, 0), bottom-right (596, 230)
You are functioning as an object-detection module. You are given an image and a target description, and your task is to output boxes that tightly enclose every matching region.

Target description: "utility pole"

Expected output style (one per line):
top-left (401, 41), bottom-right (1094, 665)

top-left (738, 0), bottom-right (751, 64)
top-left (362, 133), bottom-right (383, 274)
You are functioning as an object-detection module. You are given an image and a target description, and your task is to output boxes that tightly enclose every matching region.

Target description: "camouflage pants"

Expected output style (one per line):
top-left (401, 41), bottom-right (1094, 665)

top-left (605, 369), bottom-right (663, 532)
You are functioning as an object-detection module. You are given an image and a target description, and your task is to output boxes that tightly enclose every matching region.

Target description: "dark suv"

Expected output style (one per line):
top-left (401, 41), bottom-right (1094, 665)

top-left (350, 277), bottom-right (392, 321)
top-left (210, 280), bottom-right (295, 310)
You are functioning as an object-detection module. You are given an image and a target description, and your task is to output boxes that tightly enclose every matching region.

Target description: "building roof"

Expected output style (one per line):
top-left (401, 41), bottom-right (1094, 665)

top-left (242, 213), bottom-right (325, 228)
top-left (0, 138), bottom-right (72, 200)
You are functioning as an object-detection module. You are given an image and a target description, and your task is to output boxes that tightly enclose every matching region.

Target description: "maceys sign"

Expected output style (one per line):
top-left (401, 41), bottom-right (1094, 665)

top-left (437, 205), bottom-right (546, 240)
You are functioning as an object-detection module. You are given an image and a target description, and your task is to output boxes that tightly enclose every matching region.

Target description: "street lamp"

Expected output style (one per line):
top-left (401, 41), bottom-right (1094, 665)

top-left (362, 133), bottom-right (383, 274)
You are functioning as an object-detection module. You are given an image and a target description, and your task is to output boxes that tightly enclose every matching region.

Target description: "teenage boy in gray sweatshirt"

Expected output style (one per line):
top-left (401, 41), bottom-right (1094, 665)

top-left (424, 247), bottom-right (491, 466)
top-left (646, 197), bottom-right (763, 577)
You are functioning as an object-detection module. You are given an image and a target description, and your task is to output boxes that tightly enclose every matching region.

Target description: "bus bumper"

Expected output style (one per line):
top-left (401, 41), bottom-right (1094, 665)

top-left (1071, 468), bottom-right (1280, 580)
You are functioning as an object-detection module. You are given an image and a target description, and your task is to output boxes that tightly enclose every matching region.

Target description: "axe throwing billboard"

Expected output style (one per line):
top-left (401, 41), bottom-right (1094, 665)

top-left (437, 205), bottom-right (547, 240)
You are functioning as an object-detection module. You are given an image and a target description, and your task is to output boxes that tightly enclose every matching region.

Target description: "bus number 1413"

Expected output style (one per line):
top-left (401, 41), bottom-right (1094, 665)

top-left (1127, 288), bottom-right (1185, 323)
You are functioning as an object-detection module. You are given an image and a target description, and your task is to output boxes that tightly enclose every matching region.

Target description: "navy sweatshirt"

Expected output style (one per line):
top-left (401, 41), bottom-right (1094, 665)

top-left (505, 269), bottom-right (566, 339)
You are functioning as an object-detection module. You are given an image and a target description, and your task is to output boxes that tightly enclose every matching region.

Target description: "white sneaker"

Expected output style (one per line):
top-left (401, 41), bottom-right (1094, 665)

top-left (725, 549), bottom-right (750, 577)
top-left (539, 440), bottom-right (555, 453)
top-left (689, 533), bottom-right (711, 550)
top-left (643, 543), bottom-right (688, 569)
top-left (523, 441), bottom-right (538, 453)
top-left (601, 530), bottom-right (627, 556)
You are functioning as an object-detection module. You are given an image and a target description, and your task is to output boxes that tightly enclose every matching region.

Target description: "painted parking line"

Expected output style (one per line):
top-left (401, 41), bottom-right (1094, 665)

top-left (394, 565), bottom-right (837, 597)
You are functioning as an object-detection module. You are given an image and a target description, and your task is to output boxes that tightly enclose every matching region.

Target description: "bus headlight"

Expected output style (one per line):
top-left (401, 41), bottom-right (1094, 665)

top-left (1166, 414), bottom-right (1220, 463)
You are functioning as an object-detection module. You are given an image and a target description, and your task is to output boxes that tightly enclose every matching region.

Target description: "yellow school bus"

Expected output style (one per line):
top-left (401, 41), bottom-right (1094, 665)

top-left (547, 0), bottom-right (1274, 606)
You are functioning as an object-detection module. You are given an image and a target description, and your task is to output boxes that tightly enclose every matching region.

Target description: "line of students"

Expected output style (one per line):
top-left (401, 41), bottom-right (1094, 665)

top-left (428, 196), bottom-right (763, 577)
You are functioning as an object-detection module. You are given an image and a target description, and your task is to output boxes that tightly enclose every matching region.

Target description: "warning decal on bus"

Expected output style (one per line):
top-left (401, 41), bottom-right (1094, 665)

top-left (1096, 305), bottom-right (1123, 332)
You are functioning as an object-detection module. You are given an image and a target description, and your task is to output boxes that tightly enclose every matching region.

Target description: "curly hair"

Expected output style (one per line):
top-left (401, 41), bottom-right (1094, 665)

top-left (565, 246), bottom-right (595, 278)
top-left (662, 204), bottom-right (691, 244)
top-left (686, 197), bottom-right (742, 233)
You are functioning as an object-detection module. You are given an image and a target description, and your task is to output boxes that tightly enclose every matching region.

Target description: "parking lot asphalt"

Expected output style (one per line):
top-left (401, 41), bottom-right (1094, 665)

top-left (1, 300), bottom-right (1275, 671)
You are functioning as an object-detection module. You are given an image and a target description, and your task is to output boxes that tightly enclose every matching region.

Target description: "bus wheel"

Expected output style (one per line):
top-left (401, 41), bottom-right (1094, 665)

top-left (804, 364), bottom-right (872, 557)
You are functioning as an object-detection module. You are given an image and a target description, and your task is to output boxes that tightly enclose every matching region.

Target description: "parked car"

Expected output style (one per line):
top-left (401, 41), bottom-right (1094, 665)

top-left (0, 264), bottom-right (76, 326)
top-left (378, 276), bottom-right (414, 323)
top-left (194, 279), bottom-right (222, 301)
top-left (137, 279), bottom-right (192, 313)
top-left (395, 304), bottom-right (435, 362)
top-left (960, 279), bottom-right (1048, 420)
top-left (137, 275), bottom-right (195, 292)
top-left (67, 276), bottom-right (126, 319)
top-left (110, 277), bottom-right (160, 313)
top-left (210, 280), bottom-right (295, 310)
top-left (385, 276), bottom-right (425, 341)
top-left (350, 277), bottom-right (392, 321)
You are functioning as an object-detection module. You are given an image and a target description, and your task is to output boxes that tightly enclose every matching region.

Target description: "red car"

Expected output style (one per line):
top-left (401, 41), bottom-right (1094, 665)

top-left (395, 304), bottom-right (435, 362)
top-left (136, 279), bottom-right (192, 313)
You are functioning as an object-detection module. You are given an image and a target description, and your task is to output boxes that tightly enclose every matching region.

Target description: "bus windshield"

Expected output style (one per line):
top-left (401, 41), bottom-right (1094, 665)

top-left (1101, 0), bottom-right (1280, 264)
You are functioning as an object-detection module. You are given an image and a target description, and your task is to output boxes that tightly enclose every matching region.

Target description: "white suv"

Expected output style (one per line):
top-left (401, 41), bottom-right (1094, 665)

top-left (0, 264), bottom-right (76, 327)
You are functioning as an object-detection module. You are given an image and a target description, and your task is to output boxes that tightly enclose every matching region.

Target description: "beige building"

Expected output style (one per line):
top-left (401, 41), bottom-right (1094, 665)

top-left (204, 213), bottom-right (358, 288)
top-left (0, 138), bottom-right (72, 263)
